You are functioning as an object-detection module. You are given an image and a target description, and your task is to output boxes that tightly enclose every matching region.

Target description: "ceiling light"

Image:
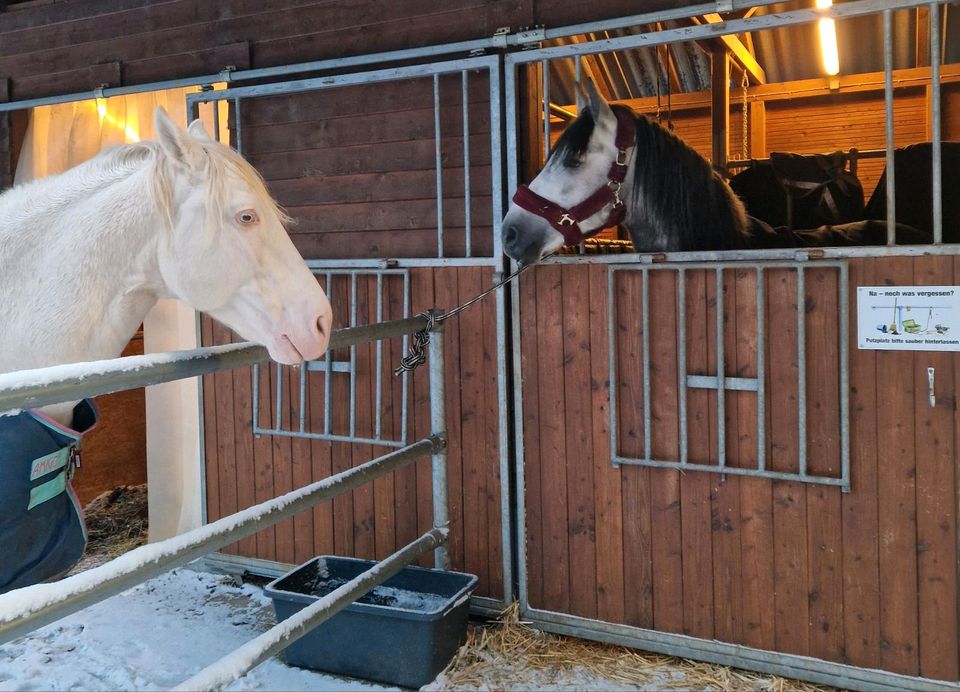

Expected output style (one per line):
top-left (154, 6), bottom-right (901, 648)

top-left (816, 0), bottom-right (840, 76)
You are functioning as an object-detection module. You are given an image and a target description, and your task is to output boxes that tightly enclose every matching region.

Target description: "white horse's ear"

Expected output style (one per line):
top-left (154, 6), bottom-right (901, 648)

top-left (154, 106), bottom-right (204, 169)
top-left (584, 77), bottom-right (614, 124)
top-left (187, 119), bottom-right (214, 142)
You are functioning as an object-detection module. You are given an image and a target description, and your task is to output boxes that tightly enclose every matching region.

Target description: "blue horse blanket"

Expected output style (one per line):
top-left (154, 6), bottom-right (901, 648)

top-left (0, 400), bottom-right (97, 594)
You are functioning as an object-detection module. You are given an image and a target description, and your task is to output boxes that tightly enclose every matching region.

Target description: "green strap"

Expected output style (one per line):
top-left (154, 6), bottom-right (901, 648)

top-left (28, 470), bottom-right (68, 510)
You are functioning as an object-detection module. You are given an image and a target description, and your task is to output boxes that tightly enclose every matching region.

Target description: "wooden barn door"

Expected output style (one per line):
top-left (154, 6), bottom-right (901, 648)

top-left (193, 55), bottom-right (514, 612)
top-left (514, 255), bottom-right (960, 685)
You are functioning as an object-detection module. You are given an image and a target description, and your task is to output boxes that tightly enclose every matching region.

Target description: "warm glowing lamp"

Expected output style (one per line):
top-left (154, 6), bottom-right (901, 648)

top-left (816, 0), bottom-right (840, 76)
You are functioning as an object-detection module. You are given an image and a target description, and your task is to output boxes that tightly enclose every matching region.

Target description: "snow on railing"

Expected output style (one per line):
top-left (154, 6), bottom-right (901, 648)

top-left (0, 314), bottom-right (449, 691)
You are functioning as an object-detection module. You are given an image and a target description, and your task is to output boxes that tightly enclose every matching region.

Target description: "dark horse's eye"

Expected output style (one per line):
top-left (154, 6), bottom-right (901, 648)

top-left (563, 157), bottom-right (582, 169)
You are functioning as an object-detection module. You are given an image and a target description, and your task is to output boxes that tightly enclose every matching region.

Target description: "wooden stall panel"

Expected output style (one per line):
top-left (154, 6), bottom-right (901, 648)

top-left (202, 267), bottom-right (504, 598)
top-left (241, 75), bottom-right (493, 261)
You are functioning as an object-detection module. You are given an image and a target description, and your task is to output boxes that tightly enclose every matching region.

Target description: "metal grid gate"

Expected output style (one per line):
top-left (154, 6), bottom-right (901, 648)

top-left (608, 261), bottom-right (849, 490)
top-left (186, 54), bottom-right (514, 613)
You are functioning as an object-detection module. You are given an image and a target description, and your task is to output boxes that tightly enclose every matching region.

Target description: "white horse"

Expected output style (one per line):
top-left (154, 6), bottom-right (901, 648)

top-left (0, 107), bottom-right (333, 424)
top-left (0, 107), bottom-right (331, 592)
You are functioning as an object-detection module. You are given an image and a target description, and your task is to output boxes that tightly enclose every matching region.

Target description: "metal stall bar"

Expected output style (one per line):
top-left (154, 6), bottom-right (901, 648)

top-left (930, 1), bottom-right (943, 243)
top-left (175, 528), bottom-right (449, 692)
top-left (883, 9), bottom-right (897, 245)
top-left (375, 274), bottom-right (384, 440)
top-left (233, 97), bottom-right (243, 154)
top-left (796, 266), bottom-right (808, 478)
top-left (839, 262), bottom-right (852, 490)
top-left (607, 267), bottom-right (620, 466)
top-left (299, 357), bottom-right (308, 433)
top-left (400, 273), bottom-right (411, 445)
top-left (275, 361), bottom-right (284, 431)
top-left (542, 59), bottom-right (552, 161)
top-left (642, 269), bottom-right (652, 460)
top-left (677, 267), bottom-right (689, 466)
top-left (0, 435), bottom-right (443, 645)
top-left (324, 272), bottom-right (334, 436)
top-left (756, 267), bottom-right (767, 472)
top-left (0, 316), bottom-right (431, 412)
top-left (434, 73), bottom-right (445, 258)
top-left (349, 273), bottom-right (358, 437)
top-left (462, 70), bottom-right (473, 258)
top-left (429, 326), bottom-right (451, 570)
top-left (716, 267), bottom-right (726, 470)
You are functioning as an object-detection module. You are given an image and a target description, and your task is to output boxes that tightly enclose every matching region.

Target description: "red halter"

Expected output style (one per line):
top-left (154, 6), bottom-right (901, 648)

top-left (511, 106), bottom-right (636, 246)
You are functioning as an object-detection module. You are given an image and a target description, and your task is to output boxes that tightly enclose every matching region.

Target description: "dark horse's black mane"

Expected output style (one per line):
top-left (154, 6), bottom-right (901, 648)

top-left (551, 105), bottom-right (748, 252)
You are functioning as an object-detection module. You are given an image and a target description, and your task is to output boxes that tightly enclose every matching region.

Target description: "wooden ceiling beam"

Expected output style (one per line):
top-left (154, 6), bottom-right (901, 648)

top-left (701, 13), bottom-right (766, 85)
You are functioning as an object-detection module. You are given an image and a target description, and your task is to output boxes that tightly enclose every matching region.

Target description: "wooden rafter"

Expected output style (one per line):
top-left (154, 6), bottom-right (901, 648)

top-left (700, 13), bottom-right (766, 85)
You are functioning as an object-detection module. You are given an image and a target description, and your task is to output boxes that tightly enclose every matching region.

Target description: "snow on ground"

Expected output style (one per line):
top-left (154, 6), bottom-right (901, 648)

top-left (0, 567), bottom-right (395, 692)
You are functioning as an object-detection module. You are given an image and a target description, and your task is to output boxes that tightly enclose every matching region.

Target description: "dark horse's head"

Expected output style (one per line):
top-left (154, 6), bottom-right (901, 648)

top-left (502, 79), bottom-right (749, 264)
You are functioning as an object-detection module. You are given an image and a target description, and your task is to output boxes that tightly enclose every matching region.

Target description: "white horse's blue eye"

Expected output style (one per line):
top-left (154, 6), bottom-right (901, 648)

top-left (236, 209), bottom-right (259, 225)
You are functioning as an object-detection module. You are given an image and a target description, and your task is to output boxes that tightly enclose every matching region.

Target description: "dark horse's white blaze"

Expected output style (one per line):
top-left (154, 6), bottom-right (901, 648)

top-left (501, 79), bottom-right (748, 265)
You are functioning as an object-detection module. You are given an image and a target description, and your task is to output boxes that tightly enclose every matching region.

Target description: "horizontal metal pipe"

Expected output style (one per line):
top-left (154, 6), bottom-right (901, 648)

top-left (0, 315), bottom-right (431, 412)
top-left (726, 146), bottom-right (897, 169)
top-left (612, 455), bottom-right (847, 489)
top-left (545, 243), bottom-right (958, 264)
top-left (0, 436), bottom-right (444, 645)
top-left (174, 527), bottom-right (449, 692)
top-left (506, 0), bottom-right (934, 66)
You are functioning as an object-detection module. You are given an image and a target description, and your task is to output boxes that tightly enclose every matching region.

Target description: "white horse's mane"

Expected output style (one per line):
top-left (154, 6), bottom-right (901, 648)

top-left (0, 136), bottom-right (289, 242)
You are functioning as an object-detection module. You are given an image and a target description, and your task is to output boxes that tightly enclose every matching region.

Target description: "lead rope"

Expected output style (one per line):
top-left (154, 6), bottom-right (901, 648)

top-left (393, 258), bottom-right (546, 375)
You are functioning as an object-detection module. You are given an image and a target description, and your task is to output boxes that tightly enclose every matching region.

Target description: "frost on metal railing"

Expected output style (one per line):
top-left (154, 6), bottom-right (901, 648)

top-left (252, 269), bottom-right (414, 448)
top-left (0, 314), bottom-right (451, 691)
top-left (608, 261), bottom-right (850, 490)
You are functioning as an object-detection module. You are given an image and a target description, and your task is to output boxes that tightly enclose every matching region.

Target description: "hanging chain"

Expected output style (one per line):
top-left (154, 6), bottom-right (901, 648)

top-left (393, 258), bottom-right (542, 375)
top-left (741, 69), bottom-right (750, 161)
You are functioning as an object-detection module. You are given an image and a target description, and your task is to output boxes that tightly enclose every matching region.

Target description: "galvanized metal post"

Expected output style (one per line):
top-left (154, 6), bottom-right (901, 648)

top-left (883, 9), bottom-right (897, 244)
top-left (428, 319), bottom-right (450, 570)
top-left (929, 1), bottom-right (942, 243)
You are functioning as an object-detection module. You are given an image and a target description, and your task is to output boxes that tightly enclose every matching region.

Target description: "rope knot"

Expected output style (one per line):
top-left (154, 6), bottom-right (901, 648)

top-left (393, 311), bottom-right (438, 376)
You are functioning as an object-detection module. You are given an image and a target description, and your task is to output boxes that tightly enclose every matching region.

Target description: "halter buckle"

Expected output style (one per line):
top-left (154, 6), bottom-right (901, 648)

top-left (558, 213), bottom-right (576, 226)
top-left (609, 181), bottom-right (623, 207)
top-left (616, 148), bottom-right (629, 166)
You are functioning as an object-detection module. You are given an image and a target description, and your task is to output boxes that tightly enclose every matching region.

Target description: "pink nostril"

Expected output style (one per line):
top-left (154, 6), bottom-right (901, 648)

top-left (315, 313), bottom-right (331, 339)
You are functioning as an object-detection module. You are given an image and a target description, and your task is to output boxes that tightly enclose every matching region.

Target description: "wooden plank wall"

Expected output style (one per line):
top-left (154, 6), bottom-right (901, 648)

top-left (0, 0), bottom-right (716, 102)
top-left (201, 267), bottom-right (505, 598)
top-left (240, 76), bottom-right (493, 260)
top-left (519, 256), bottom-right (959, 681)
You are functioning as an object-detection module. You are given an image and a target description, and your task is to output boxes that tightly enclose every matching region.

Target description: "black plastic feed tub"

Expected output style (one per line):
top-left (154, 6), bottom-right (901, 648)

top-left (264, 556), bottom-right (478, 688)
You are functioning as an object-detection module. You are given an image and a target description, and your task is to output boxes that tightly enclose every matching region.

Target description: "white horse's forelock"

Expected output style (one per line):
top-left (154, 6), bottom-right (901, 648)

top-left (149, 137), bottom-right (292, 233)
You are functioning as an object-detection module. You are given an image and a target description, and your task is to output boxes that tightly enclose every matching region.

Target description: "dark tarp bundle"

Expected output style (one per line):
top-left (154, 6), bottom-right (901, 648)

top-left (730, 151), bottom-right (865, 231)
top-left (0, 400), bottom-right (97, 594)
top-left (864, 142), bottom-right (960, 244)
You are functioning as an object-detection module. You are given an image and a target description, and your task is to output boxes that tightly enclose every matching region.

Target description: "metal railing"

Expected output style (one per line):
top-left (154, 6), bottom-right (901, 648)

top-left (253, 269), bottom-right (414, 448)
top-left (607, 261), bottom-right (850, 490)
top-left (0, 314), bottom-right (449, 691)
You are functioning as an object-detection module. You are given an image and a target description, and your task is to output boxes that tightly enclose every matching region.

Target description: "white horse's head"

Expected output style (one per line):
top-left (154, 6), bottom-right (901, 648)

top-left (151, 107), bottom-right (332, 364)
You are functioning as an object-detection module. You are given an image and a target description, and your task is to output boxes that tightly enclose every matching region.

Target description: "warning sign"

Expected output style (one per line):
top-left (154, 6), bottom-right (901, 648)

top-left (857, 286), bottom-right (960, 351)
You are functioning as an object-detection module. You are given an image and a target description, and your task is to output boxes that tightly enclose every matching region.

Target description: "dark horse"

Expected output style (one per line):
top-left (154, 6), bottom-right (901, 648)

top-left (502, 79), bottom-right (925, 265)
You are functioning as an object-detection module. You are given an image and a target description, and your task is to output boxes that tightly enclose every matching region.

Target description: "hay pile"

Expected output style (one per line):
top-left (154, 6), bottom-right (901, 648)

top-left (83, 484), bottom-right (148, 559)
top-left (428, 603), bottom-right (830, 691)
